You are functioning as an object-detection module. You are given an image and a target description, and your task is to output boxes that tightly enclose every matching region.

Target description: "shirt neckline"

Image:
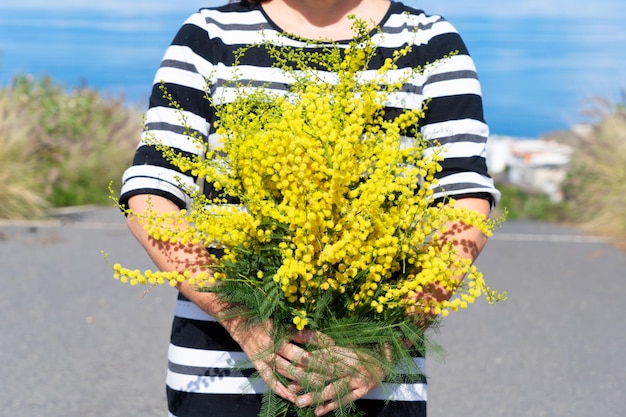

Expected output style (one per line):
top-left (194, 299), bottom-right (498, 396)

top-left (257, 1), bottom-right (397, 43)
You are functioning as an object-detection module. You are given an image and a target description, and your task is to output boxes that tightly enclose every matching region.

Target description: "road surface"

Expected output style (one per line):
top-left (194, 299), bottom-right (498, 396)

top-left (1, 207), bottom-right (624, 417)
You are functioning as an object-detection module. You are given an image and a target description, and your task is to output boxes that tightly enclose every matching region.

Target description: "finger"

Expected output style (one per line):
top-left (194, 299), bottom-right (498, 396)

top-left (277, 341), bottom-right (310, 368)
top-left (272, 354), bottom-right (308, 382)
top-left (292, 366), bottom-right (329, 391)
top-left (295, 377), bottom-right (349, 415)
top-left (306, 347), bottom-right (361, 377)
top-left (256, 363), bottom-right (297, 403)
top-left (314, 399), bottom-right (340, 417)
top-left (304, 331), bottom-right (335, 348)
top-left (290, 328), bottom-right (316, 345)
top-left (312, 377), bottom-right (376, 416)
top-left (288, 381), bottom-right (302, 394)
top-left (264, 349), bottom-right (329, 391)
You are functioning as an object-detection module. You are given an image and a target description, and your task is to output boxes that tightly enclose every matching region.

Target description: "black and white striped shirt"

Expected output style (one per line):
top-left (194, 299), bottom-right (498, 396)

top-left (120, 2), bottom-right (499, 416)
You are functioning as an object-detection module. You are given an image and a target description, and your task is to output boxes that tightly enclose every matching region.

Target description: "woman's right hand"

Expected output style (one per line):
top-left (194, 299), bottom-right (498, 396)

top-left (126, 194), bottom-right (331, 406)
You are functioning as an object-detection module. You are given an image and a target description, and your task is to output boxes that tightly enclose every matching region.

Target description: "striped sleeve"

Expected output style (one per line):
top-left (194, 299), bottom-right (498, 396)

top-left (119, 12), bottom-right (218, 210)
top-left (119, 6), bottom-right (284, 210)
top-left (417, 16), bottom-right (500, 204)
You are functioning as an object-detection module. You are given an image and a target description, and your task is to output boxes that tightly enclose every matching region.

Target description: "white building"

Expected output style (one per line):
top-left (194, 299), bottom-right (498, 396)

top-left (487, 135), bottom-right (573, 202)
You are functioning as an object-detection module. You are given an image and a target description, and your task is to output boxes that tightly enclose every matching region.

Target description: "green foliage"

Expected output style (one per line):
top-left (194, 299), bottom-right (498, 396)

top-left (12, 75), bottom-right (101, 138)
top-left (0, 74), bottom-right (142, 218)
top-left (495, 182), bottom-right (566, 221)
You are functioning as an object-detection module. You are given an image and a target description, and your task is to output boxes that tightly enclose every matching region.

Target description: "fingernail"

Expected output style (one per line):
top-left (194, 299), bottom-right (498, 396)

top-left (296, 398), bottom-right (307, 407)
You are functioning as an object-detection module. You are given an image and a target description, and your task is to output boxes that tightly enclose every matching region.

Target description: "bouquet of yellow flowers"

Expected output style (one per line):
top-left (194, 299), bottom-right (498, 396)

top-left (112, 19), bottom-right (504, 417)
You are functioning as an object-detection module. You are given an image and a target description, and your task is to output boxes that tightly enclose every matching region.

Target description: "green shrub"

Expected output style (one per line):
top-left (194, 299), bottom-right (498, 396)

top-left (494, 182), bottom-right (566, 221)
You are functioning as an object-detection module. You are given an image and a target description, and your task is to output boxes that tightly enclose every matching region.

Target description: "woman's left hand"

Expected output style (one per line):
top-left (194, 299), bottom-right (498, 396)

top-left (291, 342), bottom-right (386, 416)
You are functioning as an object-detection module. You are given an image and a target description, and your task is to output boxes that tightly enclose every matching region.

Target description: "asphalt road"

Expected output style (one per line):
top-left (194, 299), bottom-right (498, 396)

top-left (1, 207), bottom-right (624, 417)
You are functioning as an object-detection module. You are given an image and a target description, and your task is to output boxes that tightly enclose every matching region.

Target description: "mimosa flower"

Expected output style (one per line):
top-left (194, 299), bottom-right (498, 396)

top-left (110, 17), bottom-right (506, 417)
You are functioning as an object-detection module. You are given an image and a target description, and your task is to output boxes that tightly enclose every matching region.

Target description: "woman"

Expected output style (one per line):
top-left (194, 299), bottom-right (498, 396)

top-left (120, 1), bottom-right (500, 416)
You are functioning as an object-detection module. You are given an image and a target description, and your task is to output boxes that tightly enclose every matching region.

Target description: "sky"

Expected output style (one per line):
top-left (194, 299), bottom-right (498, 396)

top-left (1, 0), bottom-right (624, 136)
top-left (1, 0), bottom-right (625, 20)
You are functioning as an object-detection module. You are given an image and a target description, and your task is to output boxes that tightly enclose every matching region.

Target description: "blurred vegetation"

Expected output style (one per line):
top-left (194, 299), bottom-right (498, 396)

top-left (560, 97), bottom-right (626, 235)
top-left (493, 183), bottom-right (567, 222)
top-left (0, 74), bottom-right (142, 219)
top-left (0, 91), bottom-right (50, 219)
top-left (494, 95), bottom-right (626, 236)
top-left (0, 73), bottom-right (625, 237)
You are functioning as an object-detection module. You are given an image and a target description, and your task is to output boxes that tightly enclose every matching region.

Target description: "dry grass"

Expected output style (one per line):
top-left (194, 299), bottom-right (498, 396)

top-left (561, 102), bottom-right (626, 236)
top-left (0, 93), bottom-right (50, 219)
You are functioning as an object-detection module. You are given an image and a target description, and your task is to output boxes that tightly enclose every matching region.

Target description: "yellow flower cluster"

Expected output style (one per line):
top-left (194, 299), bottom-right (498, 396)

top-left (112, 263), bottom-right (212, 288)
top-left (113, 18), bottom-right (504, 330)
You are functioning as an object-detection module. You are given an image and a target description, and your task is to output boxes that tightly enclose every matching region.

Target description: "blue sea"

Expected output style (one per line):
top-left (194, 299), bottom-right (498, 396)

top-left (1, 5), bottom-right (625, 138)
